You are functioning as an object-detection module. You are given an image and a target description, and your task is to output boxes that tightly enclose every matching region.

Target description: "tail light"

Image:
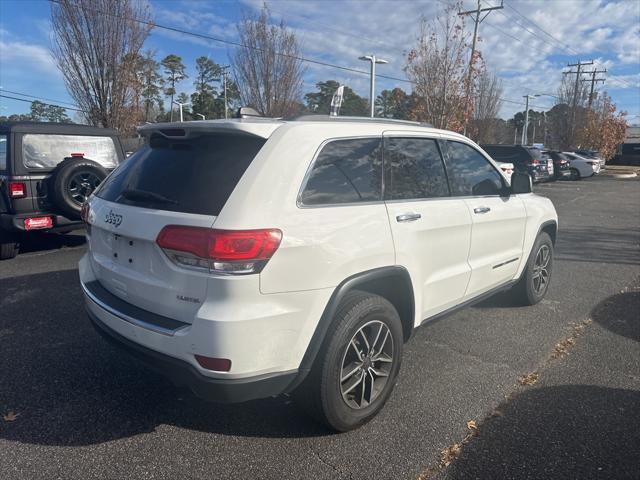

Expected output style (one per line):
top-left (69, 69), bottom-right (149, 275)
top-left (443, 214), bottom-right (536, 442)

top-left (81, 203), bottom-right (90, 223)
top-left (70, 152), bottom-right (85, 158)
top-left (8, 182), bottom-right (27, 199)
top-left (156, 226), bottom-right (282, 275)
top-left (81, 203), bottom-right (91, 234)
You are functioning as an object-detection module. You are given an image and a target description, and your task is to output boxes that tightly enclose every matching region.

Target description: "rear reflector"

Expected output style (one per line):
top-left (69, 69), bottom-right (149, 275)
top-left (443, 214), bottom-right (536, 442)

top-left (70, 152), bottom-right (85, 158)
top-left (24, 216), bottom-right (53, 230)
top-left (9, 182), bottom-right (26, 198)
top-left (194, 355), bottom-right (232, 372)
top-left (156, 226), bottom-right (282, 274)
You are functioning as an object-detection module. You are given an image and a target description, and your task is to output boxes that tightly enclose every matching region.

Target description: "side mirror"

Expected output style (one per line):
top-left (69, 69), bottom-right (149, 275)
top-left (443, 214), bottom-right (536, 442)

top-left (511, 172), bottom-right (532, 194)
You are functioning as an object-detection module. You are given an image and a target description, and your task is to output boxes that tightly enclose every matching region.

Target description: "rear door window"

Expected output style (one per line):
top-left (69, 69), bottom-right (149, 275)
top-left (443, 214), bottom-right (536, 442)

top-left (96, 133), bottom-right (266, 216)
top-left (22, 134), bottom-right (118, 169)
top-left (299, 138), bottom-right (382, 206)
top-left (445, 141), bottom-right (505, 197)
top-left (384, 137), bottom-right (449, 200)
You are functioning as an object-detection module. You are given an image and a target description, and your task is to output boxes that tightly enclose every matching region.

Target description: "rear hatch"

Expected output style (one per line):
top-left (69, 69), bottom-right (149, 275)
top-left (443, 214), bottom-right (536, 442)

top-left (86, 129), bottom-right (268, 323)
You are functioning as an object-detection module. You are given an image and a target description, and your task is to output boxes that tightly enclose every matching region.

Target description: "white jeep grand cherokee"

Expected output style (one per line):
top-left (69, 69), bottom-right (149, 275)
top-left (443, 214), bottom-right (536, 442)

top-left (79, 116), bottom-right (557, 431)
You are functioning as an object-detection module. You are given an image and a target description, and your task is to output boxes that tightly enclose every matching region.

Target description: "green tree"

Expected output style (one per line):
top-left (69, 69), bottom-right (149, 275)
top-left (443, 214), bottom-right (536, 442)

top-left (190, 56), bottom-right (222, 119)
top-left (376, 88), bottom-right (411, 119)
top-left (161, 54), bottom-right (188, 121)
top-left (304, 80), bottom-right (368, 116)
top-left (137, 50), bottom-right (163, 122)
top-left (29, 101), bottom-right (72, 123)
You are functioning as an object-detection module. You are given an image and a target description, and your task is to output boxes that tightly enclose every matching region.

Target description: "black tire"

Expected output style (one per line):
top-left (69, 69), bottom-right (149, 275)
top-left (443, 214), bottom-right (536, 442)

top-left (52, 158), bottom-right (108, 219)
top-left (569, 168), bottom-right (581, 181)
top-left (0, 240), bottom-right (19, 260)
top-left (513, 232), bottom-right (553, 306)
top-left (295, 291), bottom-right (404, 431)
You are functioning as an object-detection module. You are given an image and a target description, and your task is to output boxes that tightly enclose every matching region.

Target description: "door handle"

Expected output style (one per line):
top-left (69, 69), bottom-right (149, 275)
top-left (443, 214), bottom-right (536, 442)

top-left (396, 213), bottom-right (421, 223)
top-left (473, 207), bottom-right (491, 214)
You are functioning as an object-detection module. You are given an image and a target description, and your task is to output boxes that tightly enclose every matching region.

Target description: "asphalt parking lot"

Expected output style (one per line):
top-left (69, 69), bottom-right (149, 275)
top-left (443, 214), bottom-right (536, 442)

top-left (1, 173), bottom-right (639, 480)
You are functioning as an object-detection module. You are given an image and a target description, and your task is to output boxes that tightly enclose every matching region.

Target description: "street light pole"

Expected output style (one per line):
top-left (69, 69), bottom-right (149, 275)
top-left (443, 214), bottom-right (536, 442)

top-left (358, 55), bottom-right (388, 118)
top-left (171, 100), bottom-right (190, 122)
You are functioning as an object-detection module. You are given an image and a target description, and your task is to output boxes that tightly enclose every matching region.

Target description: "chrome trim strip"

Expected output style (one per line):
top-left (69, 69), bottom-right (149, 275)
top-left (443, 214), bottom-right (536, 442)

top-left (81, 281), bottom-right (183, 336)
top-left (492, 257), bottom-right (519, 269)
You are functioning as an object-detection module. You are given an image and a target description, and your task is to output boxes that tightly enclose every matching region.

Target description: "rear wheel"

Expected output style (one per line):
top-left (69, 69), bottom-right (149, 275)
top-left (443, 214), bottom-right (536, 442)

top-left (513, 232), bottom-right (553, 305)
top-left (52, 158), bottom-right (108, 219)
top-left (295, 291), bottom-right (403, 431)
top-left (569, 168), bottom-right (581, 181)
top-left (0, 233), bottom-right (19, 260)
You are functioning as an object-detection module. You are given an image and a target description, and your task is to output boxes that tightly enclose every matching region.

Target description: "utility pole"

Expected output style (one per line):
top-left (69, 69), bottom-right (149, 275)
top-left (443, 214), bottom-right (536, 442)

top-left (564, 60), bottom-right (593, 140)
top-left (581, 69), bottom-right (607, 108)
top-left (458, 0), bottom-right (503, 134)
top-left (521, 94), bottom-right (539, 145)
top-left (215, 66), bottom-right (230, 119)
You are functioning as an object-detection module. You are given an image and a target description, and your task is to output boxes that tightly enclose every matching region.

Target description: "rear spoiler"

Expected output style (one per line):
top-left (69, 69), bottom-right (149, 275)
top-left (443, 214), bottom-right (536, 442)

top-left (137, 119), bottom-right (283, 140)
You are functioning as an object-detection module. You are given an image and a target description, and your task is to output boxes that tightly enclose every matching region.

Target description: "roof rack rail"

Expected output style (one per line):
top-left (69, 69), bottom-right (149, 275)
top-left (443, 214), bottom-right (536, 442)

top-left (291, 114), bottom-right (433, 128)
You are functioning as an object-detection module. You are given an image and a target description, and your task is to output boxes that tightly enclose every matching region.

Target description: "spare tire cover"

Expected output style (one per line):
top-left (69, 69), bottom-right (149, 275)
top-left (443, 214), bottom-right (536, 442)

top-left (52, 157), bottom-right (109, 219)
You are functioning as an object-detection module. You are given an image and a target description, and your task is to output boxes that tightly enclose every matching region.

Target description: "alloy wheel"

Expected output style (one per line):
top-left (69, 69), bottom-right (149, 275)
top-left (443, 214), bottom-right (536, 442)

top-left (532, 244), bottom-right (551, 295)
top-left (68, 172), bottom-right (101, 205)
top-left (339, 320), bottom-right (394, 409)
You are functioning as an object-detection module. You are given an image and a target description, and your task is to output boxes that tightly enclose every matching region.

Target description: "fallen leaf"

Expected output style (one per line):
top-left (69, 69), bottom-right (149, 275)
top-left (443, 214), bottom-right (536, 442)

top-left (3, 411), bottom-right (20, 422)
top-left (466, 420), bottom-right (477, 430)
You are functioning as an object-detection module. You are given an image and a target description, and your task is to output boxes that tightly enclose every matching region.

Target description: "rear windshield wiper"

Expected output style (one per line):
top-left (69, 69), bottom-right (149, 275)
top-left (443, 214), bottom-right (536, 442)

top-left (120, 189), bottom-right (178, 205)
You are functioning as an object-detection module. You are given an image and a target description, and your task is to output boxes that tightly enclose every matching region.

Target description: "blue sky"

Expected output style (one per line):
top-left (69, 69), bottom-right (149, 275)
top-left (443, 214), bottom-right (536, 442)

top-left (1, 0), bottom-right (639, 124)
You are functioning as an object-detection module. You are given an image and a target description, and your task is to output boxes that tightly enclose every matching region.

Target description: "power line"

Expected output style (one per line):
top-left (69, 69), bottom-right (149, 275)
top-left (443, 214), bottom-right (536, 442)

top-left (499, 2), bottom-right (634, 89)
top-left (0, 89), bottom-right (80, 108)
top-left (0, 94), bottom-right (86, 113)
top-left (48, 0), bottom-right (409, 85)
top-left (47, 0), bottom-right (548, 112)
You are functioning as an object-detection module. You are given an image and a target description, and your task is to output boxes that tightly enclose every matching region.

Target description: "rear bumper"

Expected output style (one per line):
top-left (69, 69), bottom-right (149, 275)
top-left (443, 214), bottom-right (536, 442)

top-left (87, 306), bottom-right (299, 403)
top-left (0, 212), bottom-right (83, 233)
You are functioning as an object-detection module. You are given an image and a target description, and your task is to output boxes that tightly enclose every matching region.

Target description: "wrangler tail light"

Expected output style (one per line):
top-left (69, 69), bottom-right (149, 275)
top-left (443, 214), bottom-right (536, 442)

top-left (156, 226), bottom-right (282, 274)
top-left (9, 182), bottom-right (26, 199)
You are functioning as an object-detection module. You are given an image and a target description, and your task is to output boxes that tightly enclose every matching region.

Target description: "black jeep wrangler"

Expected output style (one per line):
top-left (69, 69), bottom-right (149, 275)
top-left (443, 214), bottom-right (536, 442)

top-left (0, 122), bottom-right (124, 259)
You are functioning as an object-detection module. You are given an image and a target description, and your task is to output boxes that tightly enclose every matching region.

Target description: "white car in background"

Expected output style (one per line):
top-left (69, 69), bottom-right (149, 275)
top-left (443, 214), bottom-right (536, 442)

top-left (562, 152), bottom-right (600, 180)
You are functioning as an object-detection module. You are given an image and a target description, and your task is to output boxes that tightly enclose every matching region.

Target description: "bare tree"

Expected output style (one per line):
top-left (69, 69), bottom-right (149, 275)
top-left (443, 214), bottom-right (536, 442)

top-left (470, 70), bottom-right (503, 143)
top-left (50, 0), bottom-right (152, 133)
top-left (231, 5), bottom-right (305, 117)
top-left (404, 4), bottom-right (472, 131)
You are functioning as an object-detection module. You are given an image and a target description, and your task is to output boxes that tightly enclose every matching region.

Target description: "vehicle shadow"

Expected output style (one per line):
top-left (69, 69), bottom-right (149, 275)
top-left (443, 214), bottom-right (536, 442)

top-left (554, 225), bottom-right (640, 267)
top-left (17, 230), bottom-right (86, 255)
top-left (444, 384), bottom-right (640, 479)
top-left (590, 287), bottom-right (640, 342)
top-left (0, 269), bottom-right (327, 447)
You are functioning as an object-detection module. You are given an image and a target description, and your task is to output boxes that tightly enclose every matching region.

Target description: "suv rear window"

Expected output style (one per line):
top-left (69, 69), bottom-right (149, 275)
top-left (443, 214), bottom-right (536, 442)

top-left (96, 133), bottom-right (266, 216)
top-left (22, 134), bottom-right (118, 169)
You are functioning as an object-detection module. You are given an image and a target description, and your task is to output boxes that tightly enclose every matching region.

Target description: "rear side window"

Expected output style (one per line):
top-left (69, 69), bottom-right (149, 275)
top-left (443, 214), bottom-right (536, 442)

top-left (445, 141), bottom-right (504, 197)
top-left (96, 133), bottom-right (266, 216)
top-left (22, 134), bottom-right (118, 169)
top-left (384, 137), bottom-right (449, 200)
top-left (300, 138), bottom-right (382, 206)
top-left (0, 135), bottom-right (6, 170)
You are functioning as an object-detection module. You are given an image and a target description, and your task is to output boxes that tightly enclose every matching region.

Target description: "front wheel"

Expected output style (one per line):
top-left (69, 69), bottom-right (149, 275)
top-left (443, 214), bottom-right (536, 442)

top-left (513, 232), bottom-right (553, 305)
top-left (296, 291), bottom-right (403, 431)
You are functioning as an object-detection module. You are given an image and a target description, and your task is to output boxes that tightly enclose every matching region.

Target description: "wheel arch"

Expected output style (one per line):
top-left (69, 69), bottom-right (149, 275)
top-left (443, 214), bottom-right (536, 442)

top-left (289, 266), bottom-right (415, 392)
top-left (539, 220), bottom-right (557, 245)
